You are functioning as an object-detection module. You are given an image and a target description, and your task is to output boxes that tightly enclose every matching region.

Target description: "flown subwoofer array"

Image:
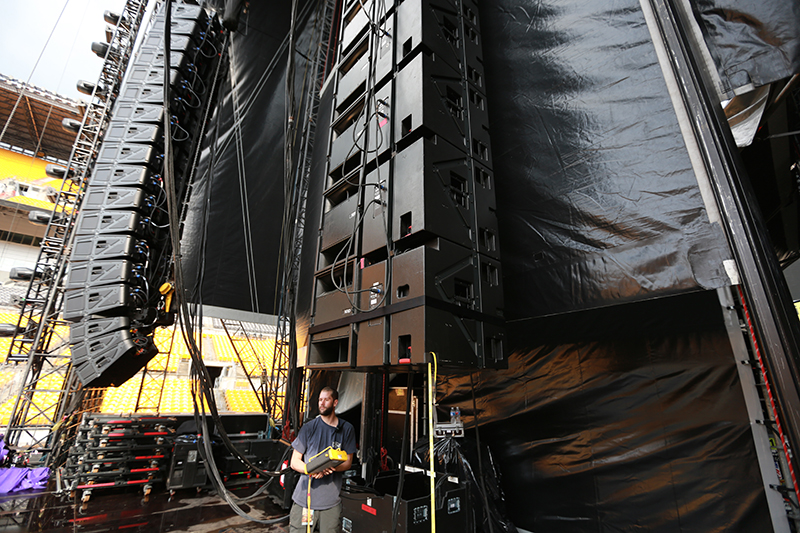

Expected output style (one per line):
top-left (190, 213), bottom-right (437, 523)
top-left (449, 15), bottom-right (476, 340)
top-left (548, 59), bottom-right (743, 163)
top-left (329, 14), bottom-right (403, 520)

top-left (306, 0), bottom-right (505, 369)
top-left (65, 3), bottom-right (222, 388)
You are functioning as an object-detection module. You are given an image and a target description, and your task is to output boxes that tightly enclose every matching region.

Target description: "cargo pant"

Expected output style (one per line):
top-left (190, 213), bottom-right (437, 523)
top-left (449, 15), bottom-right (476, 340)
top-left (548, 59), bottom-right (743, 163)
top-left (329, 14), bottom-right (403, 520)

top-left (289, 501), bottom-right (341, 533)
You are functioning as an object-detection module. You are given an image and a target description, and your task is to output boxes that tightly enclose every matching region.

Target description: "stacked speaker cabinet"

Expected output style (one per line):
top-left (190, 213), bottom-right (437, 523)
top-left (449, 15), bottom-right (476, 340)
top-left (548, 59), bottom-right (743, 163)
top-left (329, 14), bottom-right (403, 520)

top-left (65, 3), bottom-right (222, 388)
top-left (305, 0), bottom-right (505, 370)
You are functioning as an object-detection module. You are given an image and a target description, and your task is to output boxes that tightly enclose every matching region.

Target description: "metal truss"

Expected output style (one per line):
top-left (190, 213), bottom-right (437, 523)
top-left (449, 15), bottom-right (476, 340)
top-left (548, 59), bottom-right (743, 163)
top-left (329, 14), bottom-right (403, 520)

top-left (220, 319), bottom-right (270, 413)
top-left (270, 0), bottom-right (338, 431)
top-left (3, 0), bottom-right (149, 459)
top-left (134, 333), bottom-right (172, 413)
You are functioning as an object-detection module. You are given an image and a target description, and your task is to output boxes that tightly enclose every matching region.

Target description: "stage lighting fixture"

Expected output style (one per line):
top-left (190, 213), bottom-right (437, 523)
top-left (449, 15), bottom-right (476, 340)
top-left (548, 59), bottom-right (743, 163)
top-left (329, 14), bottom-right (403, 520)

top-left (76, 80), bottom-right (96, 96)
top-left (61, 118), bottom-right (82, 134)
top-left (9, 267), bottom-right (42, 282)
top-left (104, 11), bottom-right (120, 25)
top-left (91, 42), bottom-right (110, 59)
top-left (28, 211), bottom-right (52, 226)
top-left (45, 164), bottom-right (75, 180)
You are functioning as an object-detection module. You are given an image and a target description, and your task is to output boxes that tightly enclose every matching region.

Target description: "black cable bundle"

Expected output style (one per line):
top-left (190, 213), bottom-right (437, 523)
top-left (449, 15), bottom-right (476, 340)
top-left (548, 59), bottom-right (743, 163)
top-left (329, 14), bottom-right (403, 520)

top-left (158, 0), bottom-right (291, 525)
top-left (410, 433), bottom-right (518, 533)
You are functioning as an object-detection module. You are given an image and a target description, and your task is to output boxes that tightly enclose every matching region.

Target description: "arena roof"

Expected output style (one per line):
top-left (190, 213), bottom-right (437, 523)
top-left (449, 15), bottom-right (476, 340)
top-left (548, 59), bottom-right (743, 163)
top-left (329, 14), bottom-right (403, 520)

top-left (0, 74), bottom-right (84, 162)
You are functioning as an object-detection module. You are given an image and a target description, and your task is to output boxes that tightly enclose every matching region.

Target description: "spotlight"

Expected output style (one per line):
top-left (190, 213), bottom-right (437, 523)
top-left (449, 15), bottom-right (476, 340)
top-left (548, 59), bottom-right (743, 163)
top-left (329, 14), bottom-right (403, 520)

top-left (28, 211), bottom-right (51, 226)
top-left (45, 164), bottom-right (75, 180)
top-left (61, 118), bottom-right (82, 134)
top-left (76, 80), bottom-right (96, 96)
top-left (91, 42), bottom-right (109, 59)
top-left (9, 267), bottom-right (42, 282)
top-left (104, 11), bottom-right (120, 25)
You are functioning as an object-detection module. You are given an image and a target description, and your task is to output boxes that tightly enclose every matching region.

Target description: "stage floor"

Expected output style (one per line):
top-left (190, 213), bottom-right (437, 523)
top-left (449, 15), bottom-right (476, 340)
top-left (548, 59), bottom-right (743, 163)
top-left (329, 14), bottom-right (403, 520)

top-left (0, 484), bottom-right (289, 533)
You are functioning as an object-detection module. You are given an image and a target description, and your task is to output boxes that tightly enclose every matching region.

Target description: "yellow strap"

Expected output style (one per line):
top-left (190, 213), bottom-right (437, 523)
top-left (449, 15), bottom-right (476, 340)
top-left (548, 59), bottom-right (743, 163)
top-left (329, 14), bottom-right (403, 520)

top-left (429, 352), bottom-right (438, 533)
top-left (307, 472), bottom-right (312, 533)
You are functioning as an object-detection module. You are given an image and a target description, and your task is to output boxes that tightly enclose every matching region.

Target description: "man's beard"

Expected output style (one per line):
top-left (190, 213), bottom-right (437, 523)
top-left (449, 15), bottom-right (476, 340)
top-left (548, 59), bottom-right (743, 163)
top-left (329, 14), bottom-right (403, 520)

top-left (319, 405), bottom-right (333, 416)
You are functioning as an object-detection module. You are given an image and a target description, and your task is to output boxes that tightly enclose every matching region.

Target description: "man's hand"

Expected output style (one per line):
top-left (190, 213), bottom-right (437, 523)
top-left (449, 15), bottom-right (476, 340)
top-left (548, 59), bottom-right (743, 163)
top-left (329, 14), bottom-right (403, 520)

top-left (310, 467), bottom-right (335, 479)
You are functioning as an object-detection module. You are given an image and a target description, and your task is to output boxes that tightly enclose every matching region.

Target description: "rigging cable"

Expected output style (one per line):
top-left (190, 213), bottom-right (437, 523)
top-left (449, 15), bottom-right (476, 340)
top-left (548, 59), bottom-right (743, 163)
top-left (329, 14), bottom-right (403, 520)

top-left (470, 371), bottom-right (495, 533)
top-left (160, 0), bottom-right (340, 525)
top-left (228, 40), bottom-right (260, 313)
top-left (326, 0), bottom-right (393, 313)
top-left (191, 0), bottom-right (318, 189)
top-left (390, 373), bottom-right (414, 533)
top-left (275, 0), bottom-right (314, 434)
top-left (158, 0), bottom-right (286, 522)
top-left (159, 2), bottom-right (289, 522)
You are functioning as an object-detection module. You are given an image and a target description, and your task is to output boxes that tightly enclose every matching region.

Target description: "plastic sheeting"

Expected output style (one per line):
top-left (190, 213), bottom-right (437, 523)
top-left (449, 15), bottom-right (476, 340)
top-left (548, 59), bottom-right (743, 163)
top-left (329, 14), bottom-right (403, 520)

top-left (0, 467), bottom-right (48, 493)
top-left (691, 0), bottom-right (800, 95)
top-left (479, 0), bottom-right (734, 320)
top-left (437, 291), bottom-right (771, 532)
top-left (182, 0), bottom-right (317, 313)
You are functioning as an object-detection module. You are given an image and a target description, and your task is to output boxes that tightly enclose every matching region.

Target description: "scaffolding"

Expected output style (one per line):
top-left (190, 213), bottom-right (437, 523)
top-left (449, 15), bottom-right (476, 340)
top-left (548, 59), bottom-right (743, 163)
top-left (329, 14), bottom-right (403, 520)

top-left (220, 319), bottom-right (270, 412)
top-left (270, 0), bottom-right (338, 432)
top-left (134, 332), bottom-right (172, 413)
top-left (3, 0), bottom-right (149, 461)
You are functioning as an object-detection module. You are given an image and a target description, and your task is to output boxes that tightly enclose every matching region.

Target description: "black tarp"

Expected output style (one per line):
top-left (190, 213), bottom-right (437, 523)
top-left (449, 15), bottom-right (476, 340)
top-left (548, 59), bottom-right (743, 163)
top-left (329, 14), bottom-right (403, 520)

top-left (692, 0), bottom-right (800, 95)
top-left (461, 0), bottom-right (776, 528)
top-left (182, 0), bottom-right (318, 313)
top-left (480, 0), bottom-right (735, 320)
top-left (438, 290), bottom-right (771, 532)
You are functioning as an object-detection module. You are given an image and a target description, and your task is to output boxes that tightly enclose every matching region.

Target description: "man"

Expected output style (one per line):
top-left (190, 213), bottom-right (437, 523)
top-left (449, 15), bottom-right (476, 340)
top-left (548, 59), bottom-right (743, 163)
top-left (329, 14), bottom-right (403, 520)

top-left (289, 386), bottom-right (357, 533)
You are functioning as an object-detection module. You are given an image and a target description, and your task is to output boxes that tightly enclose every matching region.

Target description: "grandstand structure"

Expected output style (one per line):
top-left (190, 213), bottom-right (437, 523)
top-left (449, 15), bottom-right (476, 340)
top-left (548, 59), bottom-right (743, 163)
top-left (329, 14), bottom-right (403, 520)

top-left (0, 74), bottom-right (84, 285)
top-left (0, 76), bottom-right (277, 448)
top-left (0, 306), bottom-right (276, 427)
top-left (82, 314), bottom-right (277, 417)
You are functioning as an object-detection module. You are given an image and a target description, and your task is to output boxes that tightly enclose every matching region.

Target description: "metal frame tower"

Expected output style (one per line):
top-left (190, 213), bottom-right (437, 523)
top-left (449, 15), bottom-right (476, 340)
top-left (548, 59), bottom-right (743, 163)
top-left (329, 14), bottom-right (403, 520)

top-left (269, 0), bottom-right (339, 429)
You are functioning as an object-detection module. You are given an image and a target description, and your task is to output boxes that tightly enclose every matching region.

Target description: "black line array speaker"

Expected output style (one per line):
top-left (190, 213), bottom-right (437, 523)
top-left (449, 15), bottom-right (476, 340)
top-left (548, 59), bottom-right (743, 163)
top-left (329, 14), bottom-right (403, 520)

top-left (304, 0), bottom-right (505, 370)
top-left (66, 3), bottom-right (222, 388)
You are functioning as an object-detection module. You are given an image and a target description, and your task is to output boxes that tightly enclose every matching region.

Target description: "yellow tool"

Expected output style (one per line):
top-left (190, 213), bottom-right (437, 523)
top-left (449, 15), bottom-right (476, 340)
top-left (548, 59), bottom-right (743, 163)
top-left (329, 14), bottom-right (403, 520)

top-left (303, 447), bottom-right (348, 533)
top-left (159, 282), bottom-right (175, 312)
top-left (305, 446), bottom-right (348, 475)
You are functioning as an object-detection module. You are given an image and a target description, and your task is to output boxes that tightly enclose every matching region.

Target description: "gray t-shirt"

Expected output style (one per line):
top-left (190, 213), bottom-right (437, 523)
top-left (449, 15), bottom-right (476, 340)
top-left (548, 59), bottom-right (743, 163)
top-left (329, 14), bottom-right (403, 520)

top-left (291, 416), bottom-right (357, 510)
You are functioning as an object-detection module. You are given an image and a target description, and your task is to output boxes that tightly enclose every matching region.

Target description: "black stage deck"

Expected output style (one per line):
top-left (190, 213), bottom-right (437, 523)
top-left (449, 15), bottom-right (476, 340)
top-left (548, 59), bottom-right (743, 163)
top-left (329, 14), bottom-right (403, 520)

top-left (0, 484), bottom-right (288, 533)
